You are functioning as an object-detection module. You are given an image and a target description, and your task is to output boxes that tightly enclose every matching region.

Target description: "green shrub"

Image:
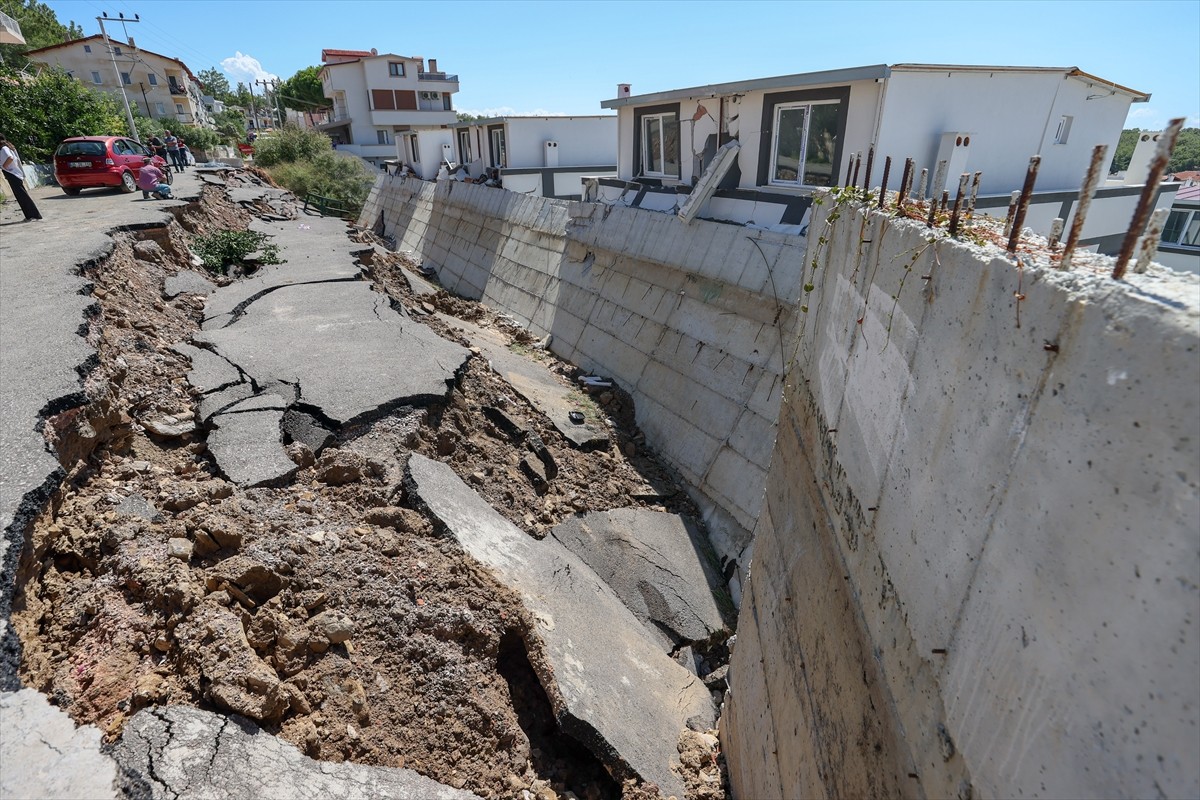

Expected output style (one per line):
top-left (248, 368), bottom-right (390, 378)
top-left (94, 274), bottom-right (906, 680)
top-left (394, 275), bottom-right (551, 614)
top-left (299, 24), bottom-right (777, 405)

top-left (0, 66), bottom-right (126, 161)
top-left (267, 150), bottom-right (377, 217)
top-left (178, 126), bottom-right (221, 151)
top-left (193, 230), bottom-right (282, 276)
top-left (252, 124), bottom-right (331, 167)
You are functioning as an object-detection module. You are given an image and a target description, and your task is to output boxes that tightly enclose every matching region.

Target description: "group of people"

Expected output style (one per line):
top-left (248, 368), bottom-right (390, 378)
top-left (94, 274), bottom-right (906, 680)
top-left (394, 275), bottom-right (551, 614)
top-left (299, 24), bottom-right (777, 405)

top-left (147, 130), bottom-right (190, 173)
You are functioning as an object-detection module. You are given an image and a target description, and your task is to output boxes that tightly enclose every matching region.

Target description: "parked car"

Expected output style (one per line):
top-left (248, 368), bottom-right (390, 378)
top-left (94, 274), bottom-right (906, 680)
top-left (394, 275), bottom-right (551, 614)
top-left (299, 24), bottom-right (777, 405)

top-left (53, 136), bottom-right (171, 195)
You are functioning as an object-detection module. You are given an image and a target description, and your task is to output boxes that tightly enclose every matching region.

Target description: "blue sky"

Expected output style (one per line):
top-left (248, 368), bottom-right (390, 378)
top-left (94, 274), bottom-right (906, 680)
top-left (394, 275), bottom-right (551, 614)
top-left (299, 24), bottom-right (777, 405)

top-left (44, 0), bottom-right (1199, 128)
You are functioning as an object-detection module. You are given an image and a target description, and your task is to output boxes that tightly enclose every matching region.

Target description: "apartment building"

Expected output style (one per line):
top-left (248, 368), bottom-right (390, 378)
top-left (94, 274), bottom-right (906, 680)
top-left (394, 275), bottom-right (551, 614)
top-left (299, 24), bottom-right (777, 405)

top-left (317, 47), bottom-right (458, 168)
top-left (26, 34), bottom-right (212, 129)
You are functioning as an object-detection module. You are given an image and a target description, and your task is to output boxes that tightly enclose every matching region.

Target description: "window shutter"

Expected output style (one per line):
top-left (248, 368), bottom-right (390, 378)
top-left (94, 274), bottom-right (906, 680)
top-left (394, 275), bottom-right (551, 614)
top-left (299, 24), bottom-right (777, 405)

top-left (395, 90), bottom-right (418, 110)
top-left (372, 89), bottom-right (395, 110)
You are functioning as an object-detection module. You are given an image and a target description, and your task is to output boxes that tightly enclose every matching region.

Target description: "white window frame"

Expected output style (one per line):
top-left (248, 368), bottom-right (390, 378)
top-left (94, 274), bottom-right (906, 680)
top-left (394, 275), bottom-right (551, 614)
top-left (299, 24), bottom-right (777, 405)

top-left (1054, 115), bottom-right (1073, 145)
top-left (640, 111), bottom-right (679, 178)
top-left (490, 127), bottom-right (507, 168)
top-left (377, 129), bottom-right (391, 145)
top-left (1162, 208), bottom-right (1200, 247)
top-left (155, 102), bottom-right (165, 116)
top-left (388, 62), bottom-right (405, 77)
top-left (409, 135), bottom-right (421, 165)
top-left (175, 103), bottom-right (184, 115)
top-left (148, 74), bottom-right (157, 86)
top-left (768, 99), bottom-right (840, 188)
top-left (91, 71), bottom-right (102, 84)
top-left (457, 129), bottom-right (471, 163)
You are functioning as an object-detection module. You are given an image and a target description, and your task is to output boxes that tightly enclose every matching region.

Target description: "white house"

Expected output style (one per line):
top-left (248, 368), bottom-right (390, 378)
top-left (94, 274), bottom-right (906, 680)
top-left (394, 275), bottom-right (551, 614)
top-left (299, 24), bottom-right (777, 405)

top-left (402, 115), bottom-right (617, 198)
top-left (597, 64), bottom-right (1178, 253)
top-left (317, 47), bottom-right (459, 168)
top-left (27, 34), bottom-right (213, 129)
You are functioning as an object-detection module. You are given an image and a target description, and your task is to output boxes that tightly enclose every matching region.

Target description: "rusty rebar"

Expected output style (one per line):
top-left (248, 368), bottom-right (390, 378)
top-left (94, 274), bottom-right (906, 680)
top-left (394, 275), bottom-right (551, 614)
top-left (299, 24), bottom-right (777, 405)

top-left (897, 158), bottom-right (913, 210)
top-left (916, 168), bottom-right (928, 202)
top-left (948, 173), bottom-right (969, 237)
top-left (1113, 117), bottom-right (1185, 280)
top-left (878, 156), bottom-right (891, 208)
top-left (1047, 217), bottom-right (1064, 250)
top-left (940, 189), bottom-right (950, 213)
top-left (932, 160), bottom-right (948, 203)
top-left (1006, 156), bottom-right (1041, 253)
top-left (851, 153), bottom-right (861, 188)
top-left (1134, 208), bottom-right (1170, 274)
top-left (1059, 144), bottom-right (1108, 271)
top-left (862, 145), bottom-right (875, 194)
top-left (845, 154), bottom-right (855, 187)
top-left (966, 171), bottom-right (982, 217)
top-left (926, 193), bottom-right (938, 227)
top-left (1002, 190), bottom-right (1021, 236)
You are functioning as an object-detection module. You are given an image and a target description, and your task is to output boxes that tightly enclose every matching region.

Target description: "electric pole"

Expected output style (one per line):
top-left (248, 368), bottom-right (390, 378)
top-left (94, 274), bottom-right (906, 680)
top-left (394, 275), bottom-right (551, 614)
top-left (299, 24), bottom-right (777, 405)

top-left (97, 13), bottom-right (139, 141)
top-left (247, 80), bottom-right (258, 136)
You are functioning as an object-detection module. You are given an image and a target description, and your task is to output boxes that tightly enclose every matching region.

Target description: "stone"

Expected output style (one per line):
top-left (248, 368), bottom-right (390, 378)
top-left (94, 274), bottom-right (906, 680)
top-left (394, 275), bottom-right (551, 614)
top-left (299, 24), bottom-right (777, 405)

top-left (315, 448), bottom-right (369, 485)
top-left (115, 492), bottom-right (162, 522)
top-left (210, 556), bottom-right (284, 605)
top-left (405, 454), bottom-right (713, 798)
top-left (285, 441), bottom-right (315, 467)
top-left (167, 537), bottom-right (193, 561)
top-left (519, 456), bottom-right (548, 487)
top-left (309, 611), bottom-right (354, 644)
top-left (143, 417), bottom-right (197, 439)
top-left (550, 509), bottom-right (732, 650)
top-left (362, 506), bottom-right (423, 532)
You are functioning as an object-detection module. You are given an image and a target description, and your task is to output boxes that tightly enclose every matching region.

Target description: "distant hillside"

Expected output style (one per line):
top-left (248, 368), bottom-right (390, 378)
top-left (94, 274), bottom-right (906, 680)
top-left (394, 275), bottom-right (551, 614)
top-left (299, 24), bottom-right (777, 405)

top-left (1110, 127), bottom-right (1200, 175)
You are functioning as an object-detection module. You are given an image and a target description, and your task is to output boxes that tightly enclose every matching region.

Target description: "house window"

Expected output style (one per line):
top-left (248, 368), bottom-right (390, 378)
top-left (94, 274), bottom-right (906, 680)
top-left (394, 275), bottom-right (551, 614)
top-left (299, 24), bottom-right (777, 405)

top-left (641, 112), bottom-right (680, 178)
top-left (377, 129), bottom-right (390, 145)
top-left (83, 44), bottom-right (91, 53)
top-left (121, 72), bottom-right (132, 85)
top-left (1054, 115), bottom-right (1073, 145)
top-left (155, 102), bottom-right (166, 116)
top-left (410, 136), bottom-right (421, 164)
top-left (457, 129), bottom-right (471, 163)
top-left (768, 100), bottom-right (840, 187)
top-left (148, 74), bottom-right (157, 86)
top-left (112, 46), bottom-right (121, 55)
top-left (91, 71), bottom-right (102, 84)
top-left (1163, 209), bottom-right (1200, 247)
top-left (758, 87), bottom-right (849, 189)
top-left (388, 62), bottom-right (404, 77)
top-left (488, 125), bottom-right (506, 168)
top-left (175, 103), bottom-right (184, 114)
top-left (443, 94), bottom-right (452, 111)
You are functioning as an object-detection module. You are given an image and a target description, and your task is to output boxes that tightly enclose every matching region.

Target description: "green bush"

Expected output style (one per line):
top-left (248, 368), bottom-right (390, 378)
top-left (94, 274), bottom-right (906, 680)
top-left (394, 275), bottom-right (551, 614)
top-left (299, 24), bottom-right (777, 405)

top-left (266, 150), bottom-right (377, 218)
top-left (0, 66), bottom-right (127, 161)
top-left (177, 126), bottom-right (221, 151)
top-left (193, 230), bottom-right (282, 276)
top-left (251, 124), bottom-right (331, 167)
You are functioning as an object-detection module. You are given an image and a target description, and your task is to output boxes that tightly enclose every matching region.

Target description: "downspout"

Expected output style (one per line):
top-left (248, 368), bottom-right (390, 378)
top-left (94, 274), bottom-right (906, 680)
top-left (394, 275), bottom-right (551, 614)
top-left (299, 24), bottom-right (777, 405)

top-left (867, 67), bottom-right (892, 186)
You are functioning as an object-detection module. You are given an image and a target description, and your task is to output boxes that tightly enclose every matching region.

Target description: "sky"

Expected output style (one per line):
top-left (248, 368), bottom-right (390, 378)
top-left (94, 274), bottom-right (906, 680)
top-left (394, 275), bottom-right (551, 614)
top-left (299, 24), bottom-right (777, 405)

top-left (43, 0), bottom-right (1200, 129)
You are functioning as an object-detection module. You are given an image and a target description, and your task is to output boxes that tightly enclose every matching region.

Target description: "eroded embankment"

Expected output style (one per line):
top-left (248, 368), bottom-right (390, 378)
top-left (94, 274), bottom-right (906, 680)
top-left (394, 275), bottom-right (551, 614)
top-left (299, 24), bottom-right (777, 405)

top-left (12, 174), bottom-right (730, 799)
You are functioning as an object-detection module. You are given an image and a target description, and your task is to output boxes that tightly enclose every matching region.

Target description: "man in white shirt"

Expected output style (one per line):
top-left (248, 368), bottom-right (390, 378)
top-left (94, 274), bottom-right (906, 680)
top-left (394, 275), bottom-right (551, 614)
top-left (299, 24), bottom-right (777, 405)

top-left (0, 135), bottom-right (43, 222)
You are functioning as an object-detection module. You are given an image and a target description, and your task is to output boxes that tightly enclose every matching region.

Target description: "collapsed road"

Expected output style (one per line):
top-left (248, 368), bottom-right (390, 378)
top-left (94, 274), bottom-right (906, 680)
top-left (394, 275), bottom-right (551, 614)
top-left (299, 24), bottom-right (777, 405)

top-left (0, 167), bottom-right (733, 799)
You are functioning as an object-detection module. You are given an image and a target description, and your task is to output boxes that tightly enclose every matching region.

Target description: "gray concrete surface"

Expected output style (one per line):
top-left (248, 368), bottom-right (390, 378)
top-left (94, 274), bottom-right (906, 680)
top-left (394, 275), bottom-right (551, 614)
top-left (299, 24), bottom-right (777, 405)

top-left (406, 454), bottom-right (714, 798)
top-left (172, 343), bottom-right (242, 393)
top-left (163, 270), bottom-right (217, 299)
top-left (207, 406), bottom-right (296, 488)
top-left (2, 173), bottom-right (204, 798)
top-left (113, 705), bottom-right (481, 800)
top-left (550, 509), bottom-right (732, 650)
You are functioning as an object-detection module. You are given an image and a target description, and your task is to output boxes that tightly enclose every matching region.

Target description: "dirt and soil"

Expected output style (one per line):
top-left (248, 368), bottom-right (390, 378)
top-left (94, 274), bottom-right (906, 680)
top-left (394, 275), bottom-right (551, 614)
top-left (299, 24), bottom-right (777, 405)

top-left (13, 174), bottom-right (729, 799)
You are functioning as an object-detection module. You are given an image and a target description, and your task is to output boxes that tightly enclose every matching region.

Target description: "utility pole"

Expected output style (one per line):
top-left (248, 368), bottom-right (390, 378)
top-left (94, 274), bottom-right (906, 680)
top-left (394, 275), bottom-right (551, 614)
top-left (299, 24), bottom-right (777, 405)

top-left (138, 81), bottom-right (150, 116)
top-left (97, 13), bottom-right (139, 140)
top-left (247, 80), bottom-right (258, 137)
top-left (272, 78), bottom-right (284, 127)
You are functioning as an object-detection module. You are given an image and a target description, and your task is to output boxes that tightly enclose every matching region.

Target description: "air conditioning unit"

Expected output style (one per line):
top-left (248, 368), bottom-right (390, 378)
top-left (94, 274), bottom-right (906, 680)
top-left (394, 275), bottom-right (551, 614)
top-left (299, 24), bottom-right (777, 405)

top-left (420, 91), bottom-right (441, 101)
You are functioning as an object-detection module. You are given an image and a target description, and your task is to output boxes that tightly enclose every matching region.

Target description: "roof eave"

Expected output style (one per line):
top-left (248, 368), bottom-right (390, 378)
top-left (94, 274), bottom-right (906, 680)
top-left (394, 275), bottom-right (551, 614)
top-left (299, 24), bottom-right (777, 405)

top-left (600, 64), bottom-right (890, 109)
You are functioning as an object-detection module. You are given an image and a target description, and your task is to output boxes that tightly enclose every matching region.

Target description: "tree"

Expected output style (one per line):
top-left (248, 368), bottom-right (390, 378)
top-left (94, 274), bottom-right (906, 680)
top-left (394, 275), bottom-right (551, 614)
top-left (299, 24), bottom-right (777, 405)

top-left (277, 66), bottom-right (325, 111)
top-left (213, 108), bottom-right (246, 143)
top-left (1109, 128), bottom-right (1140, 174)
top-left (456, 112), bottom-right (484, 123)
top-left (1110, 127), bottom-right (1200, 175)
top-left (198, 67), bottom-right (231, 102)
top-left (0, 66), bottom-right (126, 161)
top-left (0, 0), bottom-right (84, 67)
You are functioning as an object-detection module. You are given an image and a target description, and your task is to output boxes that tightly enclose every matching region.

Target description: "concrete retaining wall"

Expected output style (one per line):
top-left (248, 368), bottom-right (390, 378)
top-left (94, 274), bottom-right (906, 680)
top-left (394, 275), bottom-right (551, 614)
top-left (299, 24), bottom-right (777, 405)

top-left (361, 175), bottom-right (1200, 798)
top-left (725, 200), bottom-right (1200, 799)
top-left (360, 176), bottom-right (809, 589)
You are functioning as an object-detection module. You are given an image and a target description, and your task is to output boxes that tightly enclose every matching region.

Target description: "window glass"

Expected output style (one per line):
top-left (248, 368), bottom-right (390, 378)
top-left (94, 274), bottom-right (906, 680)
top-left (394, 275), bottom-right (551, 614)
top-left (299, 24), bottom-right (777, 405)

top-left (771, 101), bottom-right (840, 187)
top-left (148, 74), bottom-right (157, 85)
top-left (491, 129), bottom-right (506, 167)
top-left (56, 140), bottom-right (106, 156)
top-left (113, 140), bottom-right (131, 155)
top-left (411, 137), bottom-right (421, 163)
top-left (155, 102), bottom-right (165, 116)
top-left (113, 46), bottom-right (121, 55)
top-left (1183, 214), bottom-right (1200, 247)
top-left (121, 72), bottom-right (131, 85)
top-left (804, 104), bottom-right (840, 186)
top-left (91, 71), bottom-right (102, 84)
top-left (641, 112), bottom-right (679, 177)
top-left (644, 116), bottom-right (662, 174)
top-left (84, 44), bottom-right (91, 53)
top-left (389, 62), bottom-right (404, 77)
top-left (773, 106), bottom-right (806, 183)
top-left (1163, 210), bottom-right (1188, 243)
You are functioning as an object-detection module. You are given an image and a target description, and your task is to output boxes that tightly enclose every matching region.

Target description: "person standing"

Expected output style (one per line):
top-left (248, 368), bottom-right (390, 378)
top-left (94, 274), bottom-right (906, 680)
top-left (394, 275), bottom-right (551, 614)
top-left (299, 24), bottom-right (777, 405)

top-left (148, 133), bottom-right (166, 161)
top-left (163, 130), bottom-right (184, 173)
top-left (0, 135), bottom-right (42, 222)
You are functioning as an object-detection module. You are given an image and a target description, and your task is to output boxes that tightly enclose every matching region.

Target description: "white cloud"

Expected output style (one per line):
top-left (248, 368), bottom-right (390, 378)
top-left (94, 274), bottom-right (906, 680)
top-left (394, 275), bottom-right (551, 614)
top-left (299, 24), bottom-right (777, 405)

top-left (458, 106), bottom-right (568, 119)
top-left (220, 52), bottom-right (278, 86)
top-left (1127, 104), bottom-right (1200, 130)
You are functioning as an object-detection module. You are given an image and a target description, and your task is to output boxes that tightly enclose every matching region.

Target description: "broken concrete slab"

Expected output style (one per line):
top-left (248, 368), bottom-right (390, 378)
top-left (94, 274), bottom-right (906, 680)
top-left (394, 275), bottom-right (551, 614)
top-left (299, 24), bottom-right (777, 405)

top-left (0, 688), bottom-right (119, 799)
top-left (198, 382), bottom-right (254, 423)
top-left (282, 409), bottom-right (335, 453)
top-left (163, 271), bottom-right (217, 299)
top-left (403, 264), bottom-right (441, 297)
top-left (551, 509), bottom-right (733, 650)
top-left (173, 343), bottom-right (242, 394)
top-left (196, 282), bottom-right (469, 426)
top-left (406, 454), bottom-right (713, 797)
top-left (207, 408), bottom-right (296, 488)
top-left (112, 705), bottom-right (480, 800)
top-left (437, 314), bottom-right (608, 449)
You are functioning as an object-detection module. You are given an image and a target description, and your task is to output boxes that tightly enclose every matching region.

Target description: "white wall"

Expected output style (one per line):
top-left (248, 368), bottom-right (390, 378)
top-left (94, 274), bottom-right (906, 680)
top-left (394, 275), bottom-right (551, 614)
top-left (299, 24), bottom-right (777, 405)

top-left (505, 117), bottom-right (617, 168)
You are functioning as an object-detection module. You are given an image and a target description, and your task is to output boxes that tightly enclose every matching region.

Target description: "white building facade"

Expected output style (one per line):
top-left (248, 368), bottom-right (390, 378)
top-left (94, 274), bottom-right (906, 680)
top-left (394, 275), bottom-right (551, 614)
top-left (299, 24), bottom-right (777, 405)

top-left (318, 48), bottom-right (458, 168)
top-left (597, 64), bottom-right (1177, 253)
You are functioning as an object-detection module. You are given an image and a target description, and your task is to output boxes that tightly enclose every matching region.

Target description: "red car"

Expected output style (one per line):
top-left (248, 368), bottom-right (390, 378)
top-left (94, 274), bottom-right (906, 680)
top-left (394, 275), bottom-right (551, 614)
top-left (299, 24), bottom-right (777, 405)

top-left (53, 135), bottom-right (171, 195)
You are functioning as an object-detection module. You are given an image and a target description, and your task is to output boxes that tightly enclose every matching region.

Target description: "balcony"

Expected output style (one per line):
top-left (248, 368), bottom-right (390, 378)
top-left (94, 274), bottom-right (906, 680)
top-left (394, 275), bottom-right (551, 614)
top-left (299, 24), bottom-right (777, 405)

top-left (369, 108), bottom-right (456, 127)
top-left (169, 86), bottom-right (186, 96)
top-left (0, 9), bottom-right (24, 44)
top-left (417, 71), bottom-right (458, 82)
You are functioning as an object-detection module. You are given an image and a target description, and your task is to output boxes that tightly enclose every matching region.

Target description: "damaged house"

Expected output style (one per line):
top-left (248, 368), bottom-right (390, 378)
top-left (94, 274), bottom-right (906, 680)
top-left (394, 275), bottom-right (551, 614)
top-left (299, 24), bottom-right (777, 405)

top-left (595, 63), bottom-right (1178, 251)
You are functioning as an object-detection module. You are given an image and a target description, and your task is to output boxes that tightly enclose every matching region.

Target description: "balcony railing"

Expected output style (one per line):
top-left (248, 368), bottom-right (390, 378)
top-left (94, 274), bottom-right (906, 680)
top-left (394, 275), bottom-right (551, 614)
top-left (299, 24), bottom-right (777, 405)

top-left (169, 86), bottom-right (186, 95)
top-left (0, 9), bottom-right (25, 44)
top-left (417, 71), bottom-right (458, 82)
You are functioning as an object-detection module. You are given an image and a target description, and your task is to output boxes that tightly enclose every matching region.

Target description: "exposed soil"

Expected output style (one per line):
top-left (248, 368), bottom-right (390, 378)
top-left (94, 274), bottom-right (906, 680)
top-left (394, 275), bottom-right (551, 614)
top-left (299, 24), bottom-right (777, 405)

top-left (14, 174), bottom-right (729, 799)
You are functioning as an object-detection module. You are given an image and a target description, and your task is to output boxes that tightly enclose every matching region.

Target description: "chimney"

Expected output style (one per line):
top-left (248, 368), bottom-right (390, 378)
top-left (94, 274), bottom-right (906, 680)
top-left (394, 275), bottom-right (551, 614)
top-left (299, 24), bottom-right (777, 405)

top-left (429, 59), bottom-right (438, 73)
top-left (617, 83), bottom-right (631, 98)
